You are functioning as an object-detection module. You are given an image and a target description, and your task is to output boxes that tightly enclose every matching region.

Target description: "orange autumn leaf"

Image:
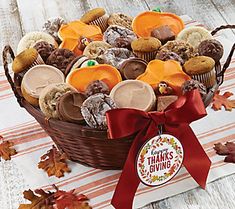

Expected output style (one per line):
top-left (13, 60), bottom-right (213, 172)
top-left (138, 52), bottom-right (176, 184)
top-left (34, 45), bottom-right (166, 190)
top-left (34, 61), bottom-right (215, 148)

top-left (38, 145), bottom-right (71, 178)
top-left (0, 138), bottom-right (17, 160)
top-left (18, 189), bottom-right (54, 209)
top-left (212, 90), bottom-right (235, 111)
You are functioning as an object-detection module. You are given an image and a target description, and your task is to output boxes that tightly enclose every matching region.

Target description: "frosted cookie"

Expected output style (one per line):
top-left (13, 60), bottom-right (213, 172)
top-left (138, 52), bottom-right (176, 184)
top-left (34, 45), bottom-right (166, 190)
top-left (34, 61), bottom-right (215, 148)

top-left (110, 80), bottom-right (156, 112)
top-left (176, 26), bottom-right (213, 48)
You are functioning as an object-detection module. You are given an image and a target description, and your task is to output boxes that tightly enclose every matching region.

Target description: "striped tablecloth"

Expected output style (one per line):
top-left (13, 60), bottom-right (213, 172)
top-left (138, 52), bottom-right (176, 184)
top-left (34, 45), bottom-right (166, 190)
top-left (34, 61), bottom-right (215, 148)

top-left (0, 16), bottom-right (234, 209)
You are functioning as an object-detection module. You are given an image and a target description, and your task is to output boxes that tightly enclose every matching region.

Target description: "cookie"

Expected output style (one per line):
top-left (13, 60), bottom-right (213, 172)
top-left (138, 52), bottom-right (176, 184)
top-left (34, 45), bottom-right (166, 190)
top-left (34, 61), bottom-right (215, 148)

top-left (183, 56), bottom-right (216, 88)
top-left (12, 48), bottom-right (44, 74)
top-left (176, 26), bottom-right (213, 48)
top-left (39, 83), bottom-right (75, 118)
top-left (156, 50), bottom-right (184, 65)
top-left (85, 80), bottom-right (110, 97)
top-left (159, 40), bottom-right (197, 62)
top-left (110, 80), bottom-right (156, 112)
top-left (80, 8), bottom-right (109, 32)
top-left (56, 91), bottom-right (86, 123)
top-left (17, 31), bottom-right (57, 54)
top-left (21, 65), bottom-right (65, 106)
top-left (198, 39), bottom-right (224, 63)
top-left (108, 13), bottom-right (133, 30)
top-left (151, 25), bottom-right (175, 44)
top-left (65, 55), bottom-right (89, 75)
top-left (81, 93), bottom-right (116, 130)
top-left (46, 48), bottom-right (76, 74)
top-left (34, 41), bottom-right (55, 62)
top-left (42, 17), bottom-right (66, 43)
top-left (131, 37), bottom-right (161, 62)
top-left (119, 58), bottom-right (147, 79)
top-left (97, 48), bottom-right (134, 69)
top-left (157, 95), bottom-right (178, 112)
top-left (83, 41), bottom-right (112, 60)
top-left (103, 25), bottom-right (137, 49)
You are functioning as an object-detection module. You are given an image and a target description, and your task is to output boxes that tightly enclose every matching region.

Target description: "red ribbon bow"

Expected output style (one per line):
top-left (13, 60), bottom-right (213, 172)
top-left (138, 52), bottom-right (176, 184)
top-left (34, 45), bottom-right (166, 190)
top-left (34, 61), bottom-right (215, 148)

top-left (106, 90), bottom-right (211, 209)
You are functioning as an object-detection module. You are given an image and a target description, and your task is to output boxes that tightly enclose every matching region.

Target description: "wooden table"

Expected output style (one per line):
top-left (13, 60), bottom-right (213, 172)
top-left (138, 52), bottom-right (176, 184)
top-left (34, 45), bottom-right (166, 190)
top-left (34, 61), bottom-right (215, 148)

top-left (1, 1), bottom-right (235, 208)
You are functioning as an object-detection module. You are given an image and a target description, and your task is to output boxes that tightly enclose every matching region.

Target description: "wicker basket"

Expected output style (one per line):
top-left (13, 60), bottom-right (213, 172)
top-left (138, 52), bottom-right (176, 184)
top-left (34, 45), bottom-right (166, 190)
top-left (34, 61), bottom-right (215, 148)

top-left (2, 25), bottom-right (235, 170)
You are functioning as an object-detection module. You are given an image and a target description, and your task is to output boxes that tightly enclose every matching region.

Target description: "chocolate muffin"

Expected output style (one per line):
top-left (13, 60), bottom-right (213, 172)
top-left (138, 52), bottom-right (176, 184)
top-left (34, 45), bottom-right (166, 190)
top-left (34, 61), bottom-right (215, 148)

top-left (34, 41), bottom-right (55, 62)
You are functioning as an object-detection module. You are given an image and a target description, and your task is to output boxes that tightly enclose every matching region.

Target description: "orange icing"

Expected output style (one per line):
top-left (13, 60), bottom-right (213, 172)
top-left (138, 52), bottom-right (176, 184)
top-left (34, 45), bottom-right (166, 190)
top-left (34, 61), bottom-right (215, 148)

top-left (136, 60), bottom-right (190, 95)
top-left (59, 20), bottom-right (103, 55)
top-left (66, 64), bottom-right (122, 92)
top-left (132, 11), bottom-right (184, 37)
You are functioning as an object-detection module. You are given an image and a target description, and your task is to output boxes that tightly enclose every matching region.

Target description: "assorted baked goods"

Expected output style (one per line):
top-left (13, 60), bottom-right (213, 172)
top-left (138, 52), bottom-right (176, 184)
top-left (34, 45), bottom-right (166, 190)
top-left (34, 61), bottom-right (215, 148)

top-left (11, 8), bottom-right (224, 130)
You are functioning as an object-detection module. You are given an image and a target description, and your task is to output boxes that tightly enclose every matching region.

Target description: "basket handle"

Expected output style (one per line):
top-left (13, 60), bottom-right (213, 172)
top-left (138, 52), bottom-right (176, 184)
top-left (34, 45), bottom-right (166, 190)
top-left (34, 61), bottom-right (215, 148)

top-left (2, 45), bottom-right (23, 107)
top-left (211, 25), bottom-right (235, 85)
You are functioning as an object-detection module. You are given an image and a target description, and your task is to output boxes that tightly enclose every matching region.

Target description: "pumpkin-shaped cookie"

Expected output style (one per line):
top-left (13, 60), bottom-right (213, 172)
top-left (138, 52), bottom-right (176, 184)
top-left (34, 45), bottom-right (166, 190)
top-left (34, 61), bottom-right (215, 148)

top-left (136, 60), bottom-right (190, 95)
top-left (132, 11), bottom-right (184, 38)
top-left (59, 20), bottom-right (103, 55)
top-left (66, 64), bottom-right (122, 92)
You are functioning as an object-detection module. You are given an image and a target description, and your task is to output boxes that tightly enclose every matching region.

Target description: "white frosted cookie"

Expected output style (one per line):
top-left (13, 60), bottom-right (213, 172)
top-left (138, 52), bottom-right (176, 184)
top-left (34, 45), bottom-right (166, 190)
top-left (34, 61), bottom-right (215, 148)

top-left (17, 31), bottom-right (57, 54)
top-left (176, 26), bottom-right (213, 48)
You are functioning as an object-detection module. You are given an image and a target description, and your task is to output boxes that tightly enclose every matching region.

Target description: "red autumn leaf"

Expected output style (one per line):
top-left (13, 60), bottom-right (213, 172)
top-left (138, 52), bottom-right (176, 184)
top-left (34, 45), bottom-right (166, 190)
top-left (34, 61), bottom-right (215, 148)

top-left (38, 145), bottom-right (71, 178)
top-left (212, 90), bottom-right (235, 111)
top-left (214, 143), bottom-right (230, 155)
top-left (225, 153), bottom-right (235, 163)
top-left (0, 138), bottom-right (17, 160)
top-left (54, 189), bottom-right (92, 209)
top-left (18, 189), bottom-right (54, 209)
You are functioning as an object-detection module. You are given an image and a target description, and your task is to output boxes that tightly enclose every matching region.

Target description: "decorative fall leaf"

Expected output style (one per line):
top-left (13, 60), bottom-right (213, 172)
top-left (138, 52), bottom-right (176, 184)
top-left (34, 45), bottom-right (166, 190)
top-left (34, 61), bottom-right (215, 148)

top-left (0, 138), bottom-right (17, 160)
top-left (54, 188), bottom-right (92, 209)
top-left (18, 189), bottom-right (54, 209)
top-left (212, 90), bottom-right (235, 111)
top-left (214, 143), bottom-right (230, 155)
top-left (38, 146), bottom-right (71, 178)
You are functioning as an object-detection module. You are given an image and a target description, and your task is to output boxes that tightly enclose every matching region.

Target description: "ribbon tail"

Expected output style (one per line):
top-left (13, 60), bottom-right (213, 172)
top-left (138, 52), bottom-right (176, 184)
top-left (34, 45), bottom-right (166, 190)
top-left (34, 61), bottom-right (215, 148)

top-left (170, 124), bottom-right (211, 188)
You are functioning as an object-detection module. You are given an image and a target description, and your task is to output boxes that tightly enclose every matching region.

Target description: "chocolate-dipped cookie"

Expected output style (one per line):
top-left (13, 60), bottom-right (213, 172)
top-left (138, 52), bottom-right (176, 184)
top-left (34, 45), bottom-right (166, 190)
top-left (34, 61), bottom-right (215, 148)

top-left (46, 48), bottom-right (76, 74)
top-left (56, 91), bottom-right (86, 123)
top-left (198, 39), bottom-right (224, 63)
top-left (81, 93), bottom-right (116, 130)
top-left (151, 25), bottom-right (175, 44)
top-left (120, 58), bottom-right (147, 79)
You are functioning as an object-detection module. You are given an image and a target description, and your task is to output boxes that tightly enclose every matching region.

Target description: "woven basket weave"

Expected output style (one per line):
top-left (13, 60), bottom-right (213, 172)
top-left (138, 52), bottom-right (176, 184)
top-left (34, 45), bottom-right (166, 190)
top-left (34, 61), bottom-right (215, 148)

top-left (2, 25), bottom-right (235, 170)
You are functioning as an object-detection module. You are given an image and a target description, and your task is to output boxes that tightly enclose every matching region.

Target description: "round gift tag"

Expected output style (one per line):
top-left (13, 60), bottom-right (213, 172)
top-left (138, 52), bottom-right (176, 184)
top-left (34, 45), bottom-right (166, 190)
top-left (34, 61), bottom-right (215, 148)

top-left (136, 134), bottom-right (184, 187)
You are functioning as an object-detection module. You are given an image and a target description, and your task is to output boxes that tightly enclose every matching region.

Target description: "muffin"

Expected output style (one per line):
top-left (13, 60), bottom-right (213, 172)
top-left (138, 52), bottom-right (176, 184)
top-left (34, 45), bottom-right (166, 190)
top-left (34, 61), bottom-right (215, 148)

top-left (80, 8), bottom-right (109, 32)
top-left (108, 13), bottom-right (133, 30)
top-left (34, 41), bottom-right (55, 62)
top-left (183, 56), bottom-right (216, 88)
top-left (12, 48), bottom-right (44, 74)
top-left (131, 37), bottom-right (161, 62)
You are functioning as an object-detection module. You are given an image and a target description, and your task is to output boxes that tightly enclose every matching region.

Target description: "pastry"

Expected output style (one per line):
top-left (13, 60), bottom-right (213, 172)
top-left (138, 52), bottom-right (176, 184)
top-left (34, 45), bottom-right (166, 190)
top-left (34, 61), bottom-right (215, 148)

top-left (183, 56), bottom-right (216, 88)
top-left (12, 48), bottom-right (44, 74)
top-left (17, 31), bottom-right (57, 54)
top-left (58, 20), bottom-right (103, 56)
top-left (103, 25), bottom-right (137, 49)
top-left (155, 50), bottom-right (184, 65)
top-left (151, 25), bottom-right (175, 44)
top-left (39, 83), bottom-right (75, 118)
top-left (157, 95), bottom-right (178, 112)
top-left (108, 13), bottom-right (133, 30)
top-left (42, 17), bottom-right (66, 43)
top-left (56, 91), bottom-right (86, 123)
top-left (132, 11), bottom-right (184, 37)
top-left (34, 41), bottom-right (55, 62)
top-left (80, 59), bottom-right (98, 68)
top-left (85, 80), bottom-right (110, 97)
top-left (21, 65), bottom-right (65, 106)
top-left (119, 58), bottom-right (147, 79)
top-left (46, 48), bottom-right (76, 74)
top-left (65, 55), bottom-right (89, 75)
top-left (131, 37), bottom-right (161, 62)
top-left (83, 41), bottom-right (111, 60)
top-left (198, 39), bottom-right (224, 63)
top-left (176, 26), bottom-right (213, 48)
top-left (97, 48), bottom-right (134, 69)
top-left (158, 40), bottom-right (197, 62)
top-left (66, 64), bottom-right (122, 92)
top-left (110, 80), bottom-right (156, 111)
top-left (80, 8), bottom-right (109, 32)
top-left (81, 93), bottom-right (116, 130)
top-left (137, 60), bottom-right (191, 96)
top-left (181, 79), bottom-right (207, 100)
